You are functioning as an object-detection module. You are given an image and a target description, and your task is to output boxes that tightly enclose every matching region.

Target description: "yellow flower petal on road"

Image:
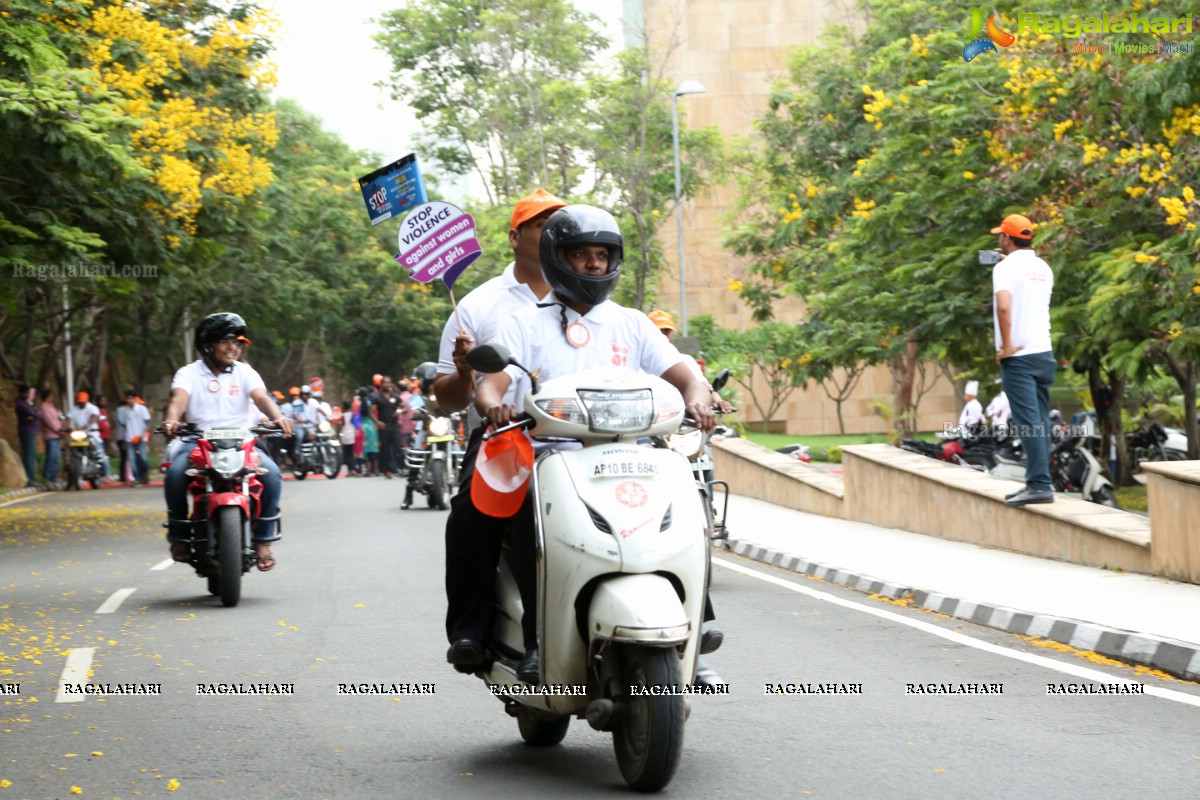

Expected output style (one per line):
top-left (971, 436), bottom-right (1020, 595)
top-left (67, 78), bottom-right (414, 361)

top-left (91, 752), bottom-right (102, 757)
top-left (0, 778), bottom-right (11, 788)
top-left (70, 788), bottom-right (82, 795)
top-left (167, 778), bottom-right (181, 791)
top-left (65, 753), bottom-right (78, 757)
top-left (354, 604), bottom-right (364, 608)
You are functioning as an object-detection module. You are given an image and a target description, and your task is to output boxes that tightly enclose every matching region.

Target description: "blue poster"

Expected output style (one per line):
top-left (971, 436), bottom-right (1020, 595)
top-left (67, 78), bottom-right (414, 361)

top-left (357, 154), bottom-right (428, 226)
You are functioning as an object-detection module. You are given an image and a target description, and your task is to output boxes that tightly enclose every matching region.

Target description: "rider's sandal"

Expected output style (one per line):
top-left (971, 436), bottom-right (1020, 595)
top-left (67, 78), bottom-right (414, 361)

top-left (254, 546), bottom-right (276, 572)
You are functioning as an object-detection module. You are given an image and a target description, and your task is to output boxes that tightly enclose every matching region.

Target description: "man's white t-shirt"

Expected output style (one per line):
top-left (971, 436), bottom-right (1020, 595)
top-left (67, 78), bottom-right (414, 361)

top-left (436, 262), bottom-right (550, 429)
top-left (125, 403), bottom-right (152, 441)
top-left (494, 298), bottom-right (688, 412)
top-left (66, 402), bottom-right (100, 432)
top-left (992, 249), bottom-right (1054, 356)
top-left (171, 359), bottom-right (265, 431)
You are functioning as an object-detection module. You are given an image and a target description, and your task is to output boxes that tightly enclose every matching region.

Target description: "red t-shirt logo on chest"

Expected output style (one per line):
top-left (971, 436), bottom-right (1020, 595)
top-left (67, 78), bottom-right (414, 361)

top-left (228, 384), bottom-right (240, 397)
top-left (611, 340), bottom-right (629, 367)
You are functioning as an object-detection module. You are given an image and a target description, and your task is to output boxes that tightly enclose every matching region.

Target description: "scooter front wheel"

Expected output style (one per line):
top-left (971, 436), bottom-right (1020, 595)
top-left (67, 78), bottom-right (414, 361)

top-left (517, 709), bottom-right (570, 747)
top-left (613, 645), bottom-right (685, 792)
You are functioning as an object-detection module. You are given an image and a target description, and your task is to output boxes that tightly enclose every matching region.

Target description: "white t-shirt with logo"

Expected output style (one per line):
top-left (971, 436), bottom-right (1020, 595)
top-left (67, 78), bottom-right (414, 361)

top-left (125, 403), bottom-right (152, 441)
top-left (992, 249), bottom-right (1054, 356)
top-left (436, 262), bottom-right (551, 429)
top-left (171, 359), bottom-right (266, 431)
top-left (494, 297), bottom-right (688, 412)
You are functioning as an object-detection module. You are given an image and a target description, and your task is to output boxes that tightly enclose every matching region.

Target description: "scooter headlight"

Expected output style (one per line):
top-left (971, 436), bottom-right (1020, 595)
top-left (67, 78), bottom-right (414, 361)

top-left (667, 429), bottom-right (705, 459)
top-left (577, 389), bottom-right (654, 434)
top-left (428, 416), bottom-right (451, 437)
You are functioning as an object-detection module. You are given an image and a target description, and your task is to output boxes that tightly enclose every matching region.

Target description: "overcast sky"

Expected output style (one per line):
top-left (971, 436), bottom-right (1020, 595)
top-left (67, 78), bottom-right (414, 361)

top-left (270, 0), bottom-right (624, 196)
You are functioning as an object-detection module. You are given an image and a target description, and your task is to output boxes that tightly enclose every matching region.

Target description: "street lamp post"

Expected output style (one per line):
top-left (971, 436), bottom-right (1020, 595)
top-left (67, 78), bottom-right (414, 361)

top-left (671, 80), bottom-right (705, 338)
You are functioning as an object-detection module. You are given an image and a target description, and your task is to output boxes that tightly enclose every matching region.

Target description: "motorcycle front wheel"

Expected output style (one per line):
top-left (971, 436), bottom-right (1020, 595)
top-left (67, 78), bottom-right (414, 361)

top-left (429, 460), bottom-right (448, 510)
top-left (292, 467), bottom-right (308, 481)
top-left (613, 645), bottom-right (685, 792)
top-left (215, 506), bottom-right (243, 607)
top-left (322, 444), bottom-right (341, 479)
top-left (517, 708), bottom-right (570, 747)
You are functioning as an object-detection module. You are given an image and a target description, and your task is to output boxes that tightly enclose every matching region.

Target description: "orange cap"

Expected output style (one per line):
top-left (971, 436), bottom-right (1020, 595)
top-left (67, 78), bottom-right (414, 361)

top-left (647, 310), bottom-right (676, 331)
top-left (272, 390), bottom-right (284, 401)
top-left (510, 188), bottom-right (567, 230)
top-left (990, 214), bottom-right (1034, 238)
top-left (288, 386), bottom-right (300, 396)
top-left (372, 373), bottom-right (383, 386)
top-left (76, 391), bottom-right (89, 404)
top-left (471, 429), bottom-right (534, 518)
top-left (311, 377), bottom-right (324, 393)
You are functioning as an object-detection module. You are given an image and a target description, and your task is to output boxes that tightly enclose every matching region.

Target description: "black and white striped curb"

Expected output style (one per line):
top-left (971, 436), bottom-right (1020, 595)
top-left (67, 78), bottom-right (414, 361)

top-left (0, 486), bottom-right (43, 503)
top-left (720, 538), bottom-right (1200, 684)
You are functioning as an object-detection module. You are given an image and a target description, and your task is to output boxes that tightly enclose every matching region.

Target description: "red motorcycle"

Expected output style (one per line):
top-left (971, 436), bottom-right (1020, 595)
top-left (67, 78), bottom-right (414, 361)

top-left (157, 423), bottom-right (281, 607)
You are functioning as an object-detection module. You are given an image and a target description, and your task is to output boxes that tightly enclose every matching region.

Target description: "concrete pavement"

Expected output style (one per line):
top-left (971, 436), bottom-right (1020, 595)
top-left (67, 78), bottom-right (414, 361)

top-left (719, 494), bottom-right (1200, 682)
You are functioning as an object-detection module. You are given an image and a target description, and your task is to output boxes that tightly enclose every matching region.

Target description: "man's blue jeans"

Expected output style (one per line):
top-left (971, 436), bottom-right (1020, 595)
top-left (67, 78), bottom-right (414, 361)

top-left (19, 432), bottom-right (37, 486)
top-left (43, 438), bottom-right (61, 484)
top-left (165, 443), bottom-right (282, 543)
top-left (1000, 351), bottom-right (1057, 491)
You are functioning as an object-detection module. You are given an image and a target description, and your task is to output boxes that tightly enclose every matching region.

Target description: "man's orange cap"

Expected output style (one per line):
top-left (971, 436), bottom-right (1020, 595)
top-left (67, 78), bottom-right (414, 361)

top-left (647, 310), bottom-right (676, 331)
top-left (76, 391), bottom-right (89, 404)
top-left (990, 214), bottom-right (1034, 238)
top-left (510, 188), bottom-right (567, 230)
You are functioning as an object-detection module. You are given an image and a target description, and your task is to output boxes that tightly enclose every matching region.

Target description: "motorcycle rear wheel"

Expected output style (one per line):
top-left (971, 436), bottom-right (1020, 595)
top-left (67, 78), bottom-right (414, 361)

top-left (516, 709), bottom-right (570, 747)
top-left (613, 645), bottom-right (685, 792)
top-left (293, 468), bottom-right (308, 481)
top-left (216, 506), bottom-right (243, 607)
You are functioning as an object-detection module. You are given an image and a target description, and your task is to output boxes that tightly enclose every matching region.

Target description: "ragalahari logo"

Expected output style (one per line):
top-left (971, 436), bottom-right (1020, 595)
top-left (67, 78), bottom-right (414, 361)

top-left (963, 7), bottom-right (1017, 61)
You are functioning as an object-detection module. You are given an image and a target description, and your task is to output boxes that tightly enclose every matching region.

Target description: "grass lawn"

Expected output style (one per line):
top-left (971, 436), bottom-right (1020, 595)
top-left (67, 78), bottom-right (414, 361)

top-left (1114, 484), bottom-right (1147, 512)
top-left (741, 431), bottom-right (894, 451)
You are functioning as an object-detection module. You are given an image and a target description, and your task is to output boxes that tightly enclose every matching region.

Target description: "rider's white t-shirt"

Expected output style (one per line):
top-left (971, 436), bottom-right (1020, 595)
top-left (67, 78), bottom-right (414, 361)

top-left (171, 359), bottom-right (266, 431)
top-left (494, 297), bottom-right (688, 411)
top-left (66, 402), bottom-right (100, 432)
top-left (436, 262), bottom-right (550, 429)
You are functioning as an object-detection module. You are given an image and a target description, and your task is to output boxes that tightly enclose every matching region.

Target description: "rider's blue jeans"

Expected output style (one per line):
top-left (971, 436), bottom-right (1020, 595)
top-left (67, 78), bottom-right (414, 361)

top-left (165, 444), bottom-right (282, 543)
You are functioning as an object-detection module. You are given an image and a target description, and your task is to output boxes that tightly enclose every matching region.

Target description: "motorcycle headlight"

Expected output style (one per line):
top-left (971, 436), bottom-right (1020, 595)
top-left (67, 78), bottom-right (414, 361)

top-left (317, 421), bottom-right (332, 434)
top-left (577, 389), bottom-right (654, 434)
top-left (428, 416), bottom-right (451, 437)
top-left (667, 429), bottom-right (705, 459)
top-left (70, 430), bottom-right (88, 442)
top-left (210, 449), bottom-right (245, 479)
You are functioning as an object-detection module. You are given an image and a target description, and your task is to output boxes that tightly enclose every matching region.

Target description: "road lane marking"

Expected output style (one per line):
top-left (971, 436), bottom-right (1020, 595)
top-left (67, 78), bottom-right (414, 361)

top-left (56, 648), bottom-right (96, 703)
top-left (150, 559), bottom-right (175, 571)
top-left (713, 556), bottom-right (1200, 708)
top-left (0, 493), bottom-right (49, 509)
top-left (96, 587), bottom-right (137, 614)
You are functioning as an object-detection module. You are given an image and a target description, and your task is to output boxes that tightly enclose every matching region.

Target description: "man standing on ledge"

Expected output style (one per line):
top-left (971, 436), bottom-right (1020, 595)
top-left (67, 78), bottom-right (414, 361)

top-left (990, 213), bottom-right (1056, 506)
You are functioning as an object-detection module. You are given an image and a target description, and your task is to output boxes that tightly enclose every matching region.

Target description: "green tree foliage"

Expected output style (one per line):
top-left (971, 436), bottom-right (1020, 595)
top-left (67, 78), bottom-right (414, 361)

top-left (727, 1), bottom-right (1199, 457)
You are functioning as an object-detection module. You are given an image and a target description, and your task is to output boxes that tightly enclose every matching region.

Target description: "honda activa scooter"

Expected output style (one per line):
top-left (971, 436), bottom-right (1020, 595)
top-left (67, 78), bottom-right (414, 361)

top-left (466, 344), bottom-right (711, 793)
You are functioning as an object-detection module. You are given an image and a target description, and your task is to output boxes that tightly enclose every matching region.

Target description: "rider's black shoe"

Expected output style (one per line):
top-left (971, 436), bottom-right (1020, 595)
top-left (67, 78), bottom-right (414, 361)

top-left (447, 639), bottom-right (486, 673)
top-left (517, 648), bottom-right (540, 684)
top-left (700, 628), bottom-right (724, 655)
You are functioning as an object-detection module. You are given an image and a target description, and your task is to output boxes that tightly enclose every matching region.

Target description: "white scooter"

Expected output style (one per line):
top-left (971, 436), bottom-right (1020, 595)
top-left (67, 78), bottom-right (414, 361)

top-left (466, 344), bottom-right (711, 793)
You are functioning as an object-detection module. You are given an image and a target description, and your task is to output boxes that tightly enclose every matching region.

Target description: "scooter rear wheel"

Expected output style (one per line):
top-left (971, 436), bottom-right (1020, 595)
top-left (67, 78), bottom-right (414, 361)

top-left (613, 645), bottom-right (685, 792)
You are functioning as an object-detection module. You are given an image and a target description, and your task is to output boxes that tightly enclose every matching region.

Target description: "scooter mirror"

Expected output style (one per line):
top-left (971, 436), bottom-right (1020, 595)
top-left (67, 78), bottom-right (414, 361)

top-left (465, 344), bottom-right (514, 374)
top-left (711, 368), bottom-right (730, 393)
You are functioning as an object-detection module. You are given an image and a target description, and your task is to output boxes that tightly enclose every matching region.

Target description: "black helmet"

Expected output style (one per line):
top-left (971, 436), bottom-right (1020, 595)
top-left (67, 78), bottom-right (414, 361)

top-left (194, 312), bottom-right (247, 359)
top-left (539, 205), bottom-right (623, 307)
top-left (413, 362), bottom-right (438, 396)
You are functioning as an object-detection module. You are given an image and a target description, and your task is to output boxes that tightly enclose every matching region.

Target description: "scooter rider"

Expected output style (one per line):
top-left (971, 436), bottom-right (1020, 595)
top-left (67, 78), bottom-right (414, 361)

top-left (475, 204), bottom-right (721, 685)
top-left (161, 313), bottom-right (293, 571)
top-left (433, 188), bottom-right (567, 673)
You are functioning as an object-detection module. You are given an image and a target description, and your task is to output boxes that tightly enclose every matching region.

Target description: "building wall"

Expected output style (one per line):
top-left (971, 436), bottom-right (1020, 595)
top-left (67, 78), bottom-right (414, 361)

top-left (639, 0), bottom-right (961, 435)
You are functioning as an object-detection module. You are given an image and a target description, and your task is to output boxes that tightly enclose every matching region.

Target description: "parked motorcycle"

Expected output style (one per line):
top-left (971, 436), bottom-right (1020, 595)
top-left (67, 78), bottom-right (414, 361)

top-left (466, 344), bottom-right (710, 792)
top-left (402, 409), bottom-right (458, 510)
top-left (156, 423), bottom-right (281, 607)
top-left (292, 420), bottom-right (341, 480)
top-left (66, 427), bottom-right (105, 490)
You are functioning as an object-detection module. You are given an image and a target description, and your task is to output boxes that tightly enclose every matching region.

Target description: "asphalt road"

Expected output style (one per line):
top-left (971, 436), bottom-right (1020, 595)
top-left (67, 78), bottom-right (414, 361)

top-left (2, 477), bottom-right (1199, 799)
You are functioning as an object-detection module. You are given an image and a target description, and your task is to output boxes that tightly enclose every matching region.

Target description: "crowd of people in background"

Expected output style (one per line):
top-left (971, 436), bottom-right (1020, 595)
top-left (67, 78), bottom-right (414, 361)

top-left (9, 368), bottom-right (436, 490)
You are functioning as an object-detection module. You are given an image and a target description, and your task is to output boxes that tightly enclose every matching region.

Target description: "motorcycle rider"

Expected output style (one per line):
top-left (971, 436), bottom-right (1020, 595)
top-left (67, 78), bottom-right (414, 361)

top-left (401, 362), bottom-right (439, 510)
top-left (475, 204), bottom-right (720, 685)
top-left (65, 391), bottom-right (108, 485)
top-left (649, 309), bottom-right (733, 413)
top-left (160, 313), bottom-right (293, 570)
